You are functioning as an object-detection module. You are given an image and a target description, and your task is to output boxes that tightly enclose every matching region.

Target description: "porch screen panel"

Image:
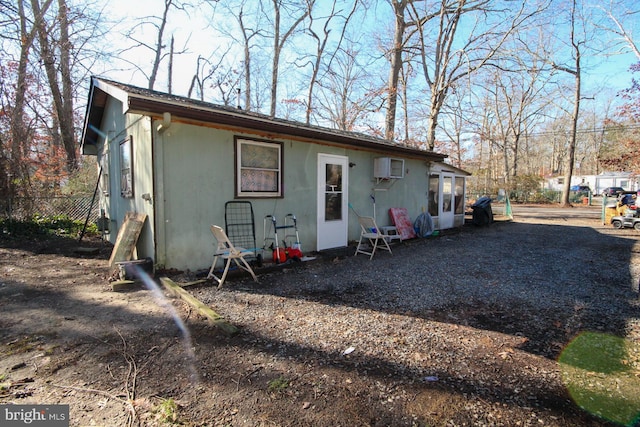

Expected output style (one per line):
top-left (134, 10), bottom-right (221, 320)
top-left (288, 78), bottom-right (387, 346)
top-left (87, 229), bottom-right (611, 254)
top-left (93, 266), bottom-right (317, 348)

top-left (455, 177), bottom-right (465, 214)
top-left (428, 174), bottom-right (439, 217)
top-left (443, 176), bottom-right (453, 212)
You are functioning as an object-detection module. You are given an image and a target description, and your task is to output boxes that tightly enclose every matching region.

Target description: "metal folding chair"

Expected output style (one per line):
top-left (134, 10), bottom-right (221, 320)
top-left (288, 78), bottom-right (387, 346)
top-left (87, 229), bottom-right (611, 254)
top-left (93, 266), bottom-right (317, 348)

top-left (207, 225), bottom-right (258, 287)
top-left (354, 216), bottom-right (392, 260)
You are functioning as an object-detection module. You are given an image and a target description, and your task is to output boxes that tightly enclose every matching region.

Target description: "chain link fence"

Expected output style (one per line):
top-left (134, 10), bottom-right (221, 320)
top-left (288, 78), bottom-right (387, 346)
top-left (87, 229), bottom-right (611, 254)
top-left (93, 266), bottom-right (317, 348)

top-left (0, 195), bottom-right (100, 223)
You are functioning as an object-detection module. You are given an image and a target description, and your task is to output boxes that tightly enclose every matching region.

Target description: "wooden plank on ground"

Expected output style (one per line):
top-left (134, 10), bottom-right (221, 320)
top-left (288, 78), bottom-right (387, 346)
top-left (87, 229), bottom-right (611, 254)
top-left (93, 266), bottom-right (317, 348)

top-left (111, 280), bottom-right (140, 292)
top-left (109, 212), bottom-right (147, 267)
top-left (179, 279), bottom-right (208, 288)
top-left (159, 277), bottom-right (238, 336)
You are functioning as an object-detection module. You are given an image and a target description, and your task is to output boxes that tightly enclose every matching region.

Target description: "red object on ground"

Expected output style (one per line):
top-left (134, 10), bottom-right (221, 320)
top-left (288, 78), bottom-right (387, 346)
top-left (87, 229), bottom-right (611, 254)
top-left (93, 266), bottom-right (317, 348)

top-left (389, 207), bottom-right (417, 240)
top-left (287, 248), bottom-right (303, 259)
top-left (273, 248), bottom-right (286, 263)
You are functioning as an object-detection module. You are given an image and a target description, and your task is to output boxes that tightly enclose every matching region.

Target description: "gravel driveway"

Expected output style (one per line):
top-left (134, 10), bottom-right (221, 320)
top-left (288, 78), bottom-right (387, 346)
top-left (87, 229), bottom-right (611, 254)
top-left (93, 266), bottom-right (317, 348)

top-left (2, 204), bottom-right (638, 426)
top-left (183, 204), bottom-right (640, 425)
top-left (200, 204), bottom-right (640, 340)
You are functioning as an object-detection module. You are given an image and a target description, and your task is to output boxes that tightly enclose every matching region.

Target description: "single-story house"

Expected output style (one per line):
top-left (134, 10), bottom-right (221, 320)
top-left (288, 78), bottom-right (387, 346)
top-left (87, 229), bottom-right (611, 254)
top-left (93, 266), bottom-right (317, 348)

top-left (80, 77), bottom-right (470, 271)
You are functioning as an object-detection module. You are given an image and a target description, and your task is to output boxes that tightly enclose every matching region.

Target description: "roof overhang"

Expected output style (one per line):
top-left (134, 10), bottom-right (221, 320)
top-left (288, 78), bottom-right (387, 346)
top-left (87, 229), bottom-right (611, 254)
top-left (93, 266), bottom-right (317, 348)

top-left (81, 77), bottom-right (447, 163)
top-left (430, 161), bottom-right (472, 176)
top-left (81, 78), bottom-right (130, 155)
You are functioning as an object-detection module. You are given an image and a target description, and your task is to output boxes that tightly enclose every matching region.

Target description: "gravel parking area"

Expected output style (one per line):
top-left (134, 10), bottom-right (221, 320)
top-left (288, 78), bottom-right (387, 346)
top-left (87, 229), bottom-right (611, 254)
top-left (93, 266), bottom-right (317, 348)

top-left (197, 205), bottom-right (640, 355)
top-left (1, 205), bottom-right (639, 426)
top-left (183, 205), bottom-right (640, 426)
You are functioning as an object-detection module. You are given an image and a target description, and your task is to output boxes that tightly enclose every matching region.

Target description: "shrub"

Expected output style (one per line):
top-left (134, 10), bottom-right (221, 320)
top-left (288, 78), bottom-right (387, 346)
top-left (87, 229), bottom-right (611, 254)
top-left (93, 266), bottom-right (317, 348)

top-left (0, 214), bottom-right (98, 239)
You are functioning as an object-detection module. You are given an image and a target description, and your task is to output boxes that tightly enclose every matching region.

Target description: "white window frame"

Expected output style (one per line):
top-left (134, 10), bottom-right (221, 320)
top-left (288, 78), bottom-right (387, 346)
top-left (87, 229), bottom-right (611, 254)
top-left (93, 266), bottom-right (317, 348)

top-left (235, 138), bottom-right (283, 198)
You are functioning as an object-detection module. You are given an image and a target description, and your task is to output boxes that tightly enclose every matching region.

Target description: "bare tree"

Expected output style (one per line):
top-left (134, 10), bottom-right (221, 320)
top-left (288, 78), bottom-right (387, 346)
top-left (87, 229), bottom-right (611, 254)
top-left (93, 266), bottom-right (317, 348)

top-left (410, 0), bottom-right (539, 151)
top-left (595, 1), bottom-right (640, 59)
top-left (215, 0), bottom-right (266, 110)
top-left (3, 0), bottom-right (54, 199)
top-left (187, 49), bottom-right (238, 104)
top-left (315, 44), bottom-right (385, 131)
top-left (470, 98), bottom-right (503, 193)
top-left (12, 0), bottom-right (54, 175)
top-left (31, 0), bottom-right (78, 172)
top-left (149, 0), bottom-right (172, 90)
top-left (120, 0), bottom-right (191, 91)
top-left (1, 0), bottom-right (109, 202)
top-left (438, 86), bottom-right (469, 168)
top-left (237, 6), bottom-right (258, 110)
top-left (546, 0), bottom-right (587, 206)
top-left (301, 0), bottom-right (359, 124)
top-left (485, 51), bottom-right (555, 183)
top-left (398, 54), bottom-right (416, 144)
top-left (383, 0), bottom-right (410, 141)
top-left (267, 0), bottom-right (314, 117)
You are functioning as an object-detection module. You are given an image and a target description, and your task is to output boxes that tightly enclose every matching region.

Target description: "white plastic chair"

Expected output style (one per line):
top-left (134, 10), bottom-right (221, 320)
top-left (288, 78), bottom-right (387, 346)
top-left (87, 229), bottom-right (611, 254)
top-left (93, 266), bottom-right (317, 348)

top-left (355, 216), bottom-right (392, 260)
top-left (207, 225), bottom-right (258, 287)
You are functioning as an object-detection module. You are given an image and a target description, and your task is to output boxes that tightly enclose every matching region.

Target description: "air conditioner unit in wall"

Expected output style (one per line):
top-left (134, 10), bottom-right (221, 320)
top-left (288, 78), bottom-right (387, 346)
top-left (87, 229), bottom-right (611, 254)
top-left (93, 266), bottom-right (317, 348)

top-left (374, 157), bottom-right (404, 179)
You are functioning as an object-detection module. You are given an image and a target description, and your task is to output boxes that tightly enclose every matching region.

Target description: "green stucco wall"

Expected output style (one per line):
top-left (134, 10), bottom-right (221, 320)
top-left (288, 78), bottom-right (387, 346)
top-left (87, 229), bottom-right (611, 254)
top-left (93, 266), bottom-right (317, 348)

top-left (96, 98), bottom-right (155, 263)
top-left (152, 119), bottom-right (436, 271)
top-left (94, 103), bottom-right (468, 272)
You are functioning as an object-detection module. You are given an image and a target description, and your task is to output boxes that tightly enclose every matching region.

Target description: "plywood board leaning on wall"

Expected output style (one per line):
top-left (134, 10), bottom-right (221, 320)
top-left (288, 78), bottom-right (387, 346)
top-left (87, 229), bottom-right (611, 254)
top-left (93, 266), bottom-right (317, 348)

top-left (108, 212), bottom-right (148, 267)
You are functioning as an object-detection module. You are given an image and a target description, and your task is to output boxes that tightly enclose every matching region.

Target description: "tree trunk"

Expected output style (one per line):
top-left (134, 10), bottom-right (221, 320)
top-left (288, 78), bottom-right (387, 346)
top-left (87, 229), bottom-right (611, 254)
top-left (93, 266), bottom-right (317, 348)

top-left (240, 10), bottom-right (252, 110)
top-left (269, 0), bottom-right (311, 117)
top-left (9, 0), bottom-right (54, 198)
top-left (57, 0), bottom-right (77, 172)
top-left (149, 0), bottom-right (172, 90)
top-left (32, 0), bottom-right (78, 172)
top-left (560, 0), bottom-right (581, 207)
top-left (426, 83), bottom-right (448, 150)
top-left (270, 0), bottom-right (281, 117)
top-left (511, 133), bottom-right (521, 178)
top-left (561, 71), bottom-right (581, 206)
top-left (384, 0), bottom-right (407, 141)
top-left (168, 36), bottom-right (174, 94)
top-left (11, 0), bottom-right (33, 181)
top-left (400, 60), bottom-right (410, 142)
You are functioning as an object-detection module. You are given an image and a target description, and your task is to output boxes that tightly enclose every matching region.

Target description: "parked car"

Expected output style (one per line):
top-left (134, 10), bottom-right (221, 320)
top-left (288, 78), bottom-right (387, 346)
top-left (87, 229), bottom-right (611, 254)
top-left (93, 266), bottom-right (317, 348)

top-left (602, 187), bottom-right (625, 197)
top-left (570, 185), bottom-right (591, 194)
top-left (611, 215), bottom-right (640, 230)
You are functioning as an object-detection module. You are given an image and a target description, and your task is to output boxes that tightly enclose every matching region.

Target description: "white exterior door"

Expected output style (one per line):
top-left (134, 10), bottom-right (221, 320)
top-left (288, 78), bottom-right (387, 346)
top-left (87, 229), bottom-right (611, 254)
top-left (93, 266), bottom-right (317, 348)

top-left (317, 154), bottom-right (349, 250)
top-left (440, 173), bottom-right (455, 229)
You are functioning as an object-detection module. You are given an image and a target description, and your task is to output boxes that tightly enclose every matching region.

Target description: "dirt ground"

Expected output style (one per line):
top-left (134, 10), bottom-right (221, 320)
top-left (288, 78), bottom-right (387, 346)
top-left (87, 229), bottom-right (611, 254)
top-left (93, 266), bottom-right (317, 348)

top-left (1, 206), bottom-right (639, 427)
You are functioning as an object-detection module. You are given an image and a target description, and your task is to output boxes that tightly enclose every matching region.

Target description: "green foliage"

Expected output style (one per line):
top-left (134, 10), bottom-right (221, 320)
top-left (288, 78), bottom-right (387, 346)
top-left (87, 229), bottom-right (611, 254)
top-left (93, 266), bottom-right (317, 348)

top-left (3, 336), bottom-right (37, 356)
top-left (155, 398), bottom-right (180, 425)
top-left (268, 376), bottom-right (289, 392)
top-left (513, 174), bottom-right (543, 194)
top-left (528, 189), bottom-right (559, 204)
top-left (0, 214), bottom-right (98, 239)
top-left (570, 192), bottom-right (587, 203)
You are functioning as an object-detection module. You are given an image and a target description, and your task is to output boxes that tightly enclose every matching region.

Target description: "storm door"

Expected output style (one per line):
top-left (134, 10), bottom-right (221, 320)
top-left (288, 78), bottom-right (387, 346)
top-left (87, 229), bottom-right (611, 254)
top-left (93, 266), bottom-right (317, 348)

top-left (317, 154), bottom-right (349, 250)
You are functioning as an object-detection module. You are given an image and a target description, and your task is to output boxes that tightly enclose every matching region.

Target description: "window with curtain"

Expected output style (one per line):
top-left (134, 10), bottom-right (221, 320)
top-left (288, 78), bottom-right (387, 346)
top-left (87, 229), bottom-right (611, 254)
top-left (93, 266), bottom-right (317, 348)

top-left (236, 138), bottom-right (282, 198)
